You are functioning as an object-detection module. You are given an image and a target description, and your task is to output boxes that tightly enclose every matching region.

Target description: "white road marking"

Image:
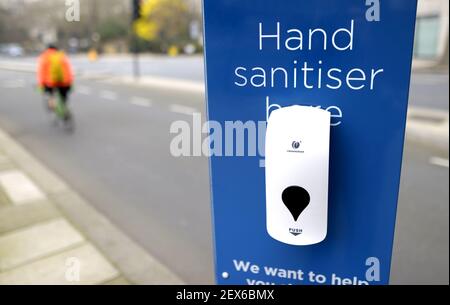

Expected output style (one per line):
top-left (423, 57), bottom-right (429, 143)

top-left (77, 86), bottom-right (92, 95)
top-left (169, 104), bottom-right (198, 115)
top-left (1, 79), bottom-right (25, 88)
top-left (99, 90), bottom-right (118, 101)
top-left (429, 157), bottom-right (449, 168)
top-left (130, 97), bottom-right (152, 107)
top-left (0, 170), bottom-right (46, 205)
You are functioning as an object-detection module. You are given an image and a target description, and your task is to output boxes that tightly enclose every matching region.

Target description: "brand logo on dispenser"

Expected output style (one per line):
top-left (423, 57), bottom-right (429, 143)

top-left (287, 140), bottom-right (304, 153)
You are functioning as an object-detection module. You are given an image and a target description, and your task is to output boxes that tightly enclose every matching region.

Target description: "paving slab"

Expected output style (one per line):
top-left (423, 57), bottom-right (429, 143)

top-left (0, 170), bottom-right (46, 205)
top-left (0, 188), bottom-right (9, 207)
top-left (0, 218), bottom-right (84, 271)
top-left (0, 153), bottom-right (14, 172)
top-left (0, 243), bottom-right (119, 285)
top-left (0, 200), bottom-right (60, 235)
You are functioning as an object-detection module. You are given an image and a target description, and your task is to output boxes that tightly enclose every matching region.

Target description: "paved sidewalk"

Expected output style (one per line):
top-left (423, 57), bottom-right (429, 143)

top-left (0, 145), bottom-right (126, 284)
top-left (0, 128), bottom-right (183, 285)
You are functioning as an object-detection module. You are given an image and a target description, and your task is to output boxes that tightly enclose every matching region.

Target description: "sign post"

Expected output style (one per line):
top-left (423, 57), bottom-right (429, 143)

top-left (203, 0), bottom-right (418, 285)
top-left (131, 0), bottom-right (142, 79)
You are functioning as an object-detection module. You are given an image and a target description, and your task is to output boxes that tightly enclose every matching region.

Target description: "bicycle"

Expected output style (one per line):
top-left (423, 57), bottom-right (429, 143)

top-left (41, 87), bottom-right (75, 132)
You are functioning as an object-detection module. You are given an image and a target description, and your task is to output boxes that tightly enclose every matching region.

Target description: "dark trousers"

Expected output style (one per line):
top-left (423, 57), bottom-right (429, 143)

top-left (44, 86), bottom-right (71, 103)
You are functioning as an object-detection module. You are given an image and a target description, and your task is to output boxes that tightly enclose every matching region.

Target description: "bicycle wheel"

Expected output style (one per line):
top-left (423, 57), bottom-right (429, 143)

top-left (62, 109), bottom-right (75, 133)
top-left (55, 96), bottom-right (67, 119)
top-left (53, 90), bottom-right (75, 132)
top-left (42, 94), bottom-right (53, 113)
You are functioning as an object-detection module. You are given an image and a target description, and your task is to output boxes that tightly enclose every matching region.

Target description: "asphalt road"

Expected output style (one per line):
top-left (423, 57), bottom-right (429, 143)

top-left (0, 66), bottom-right (448, 284)
top-left (4, 55), bottom-right (449, 111)
top-left (1, 55), bottom-right (205, 82)
top-left (392, 142), bottom-right (448, 285)
top-left (410, 72), bottom-right (449, 111)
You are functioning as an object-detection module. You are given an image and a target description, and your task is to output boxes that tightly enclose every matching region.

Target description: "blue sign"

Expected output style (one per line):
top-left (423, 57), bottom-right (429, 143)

top-left (203, 0), bottom-right (417, 285)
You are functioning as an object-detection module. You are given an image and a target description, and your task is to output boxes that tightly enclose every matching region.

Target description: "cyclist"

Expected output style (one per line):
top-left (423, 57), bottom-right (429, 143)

top-left (37, 44), bottom-right (74, 119)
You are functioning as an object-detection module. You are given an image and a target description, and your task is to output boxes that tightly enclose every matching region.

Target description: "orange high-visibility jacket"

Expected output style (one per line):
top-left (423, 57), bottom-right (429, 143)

top-left (37, 49), bottom-right (74, 87)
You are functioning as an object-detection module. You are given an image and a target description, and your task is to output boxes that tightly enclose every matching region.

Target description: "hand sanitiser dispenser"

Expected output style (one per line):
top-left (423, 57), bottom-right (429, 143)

top-left (265, 105), bottom-right (331, 246)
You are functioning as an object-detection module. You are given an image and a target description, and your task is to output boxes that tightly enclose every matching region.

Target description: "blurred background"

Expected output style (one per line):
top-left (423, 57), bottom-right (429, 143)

top-left (0, 0), bottom-right (448, 285)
